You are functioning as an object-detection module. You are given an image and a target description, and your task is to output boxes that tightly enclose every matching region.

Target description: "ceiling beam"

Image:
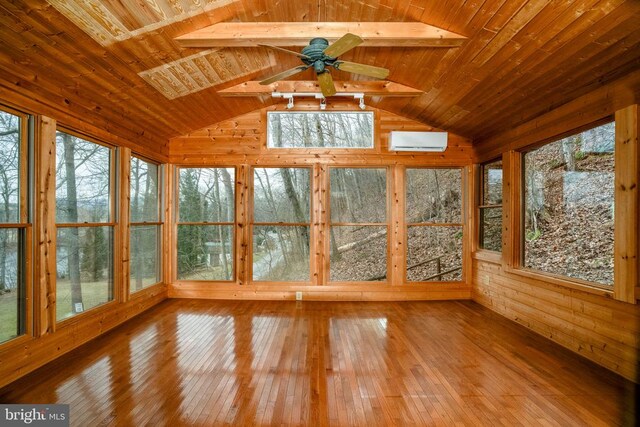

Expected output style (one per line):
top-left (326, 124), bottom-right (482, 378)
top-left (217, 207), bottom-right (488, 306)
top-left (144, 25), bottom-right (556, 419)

top-left (217, 81), bottom-right (424, 97)
top-left (176, 22), bottom-right (466, 48)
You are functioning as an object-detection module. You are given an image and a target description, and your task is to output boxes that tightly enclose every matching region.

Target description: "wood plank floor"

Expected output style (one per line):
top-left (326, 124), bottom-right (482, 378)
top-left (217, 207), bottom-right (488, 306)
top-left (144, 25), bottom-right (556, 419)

top-left (0, 299), bottom-right (636, 426)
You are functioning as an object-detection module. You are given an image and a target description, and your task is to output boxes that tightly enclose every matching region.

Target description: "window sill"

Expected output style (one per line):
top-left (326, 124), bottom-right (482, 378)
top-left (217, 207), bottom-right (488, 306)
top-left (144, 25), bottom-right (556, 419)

top-left (472, 250), bottom-right (502, 264)
top-left (503, 265), bottom-right (614, 298)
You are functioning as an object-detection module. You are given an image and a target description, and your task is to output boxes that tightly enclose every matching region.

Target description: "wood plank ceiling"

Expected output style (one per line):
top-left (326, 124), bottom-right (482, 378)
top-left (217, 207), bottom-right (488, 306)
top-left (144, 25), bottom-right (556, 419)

top-left (0, 0), bottom-right (639, 150)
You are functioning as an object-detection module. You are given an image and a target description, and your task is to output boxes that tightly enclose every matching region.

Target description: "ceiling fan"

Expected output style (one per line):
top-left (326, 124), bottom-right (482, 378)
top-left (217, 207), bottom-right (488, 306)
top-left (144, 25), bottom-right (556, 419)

top-left (258, 33), bottom-right (390, 98)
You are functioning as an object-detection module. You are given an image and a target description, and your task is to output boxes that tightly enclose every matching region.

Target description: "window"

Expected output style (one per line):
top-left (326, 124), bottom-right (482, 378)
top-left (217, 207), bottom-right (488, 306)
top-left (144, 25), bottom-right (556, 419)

top-left (523, 122), bottom-right (615, 286)
top-left (267, 112), bottom-right (374, 148)
top-left (0, 108), bottom-right (28, 343)
top-left (130, 156), bottom-right (162, 292)
top-left (479, 159), bottom-right (503, 252)
top-left (329, 168), bottom-right (387, 282)
top-left (55, 131), bottom-right (113, 321)
top-left (252, 168), bottom-right (310, 281)
top-left (406, 168), bottom-right (463, 282)
top-left (177, 168), bottom-right (234, 281)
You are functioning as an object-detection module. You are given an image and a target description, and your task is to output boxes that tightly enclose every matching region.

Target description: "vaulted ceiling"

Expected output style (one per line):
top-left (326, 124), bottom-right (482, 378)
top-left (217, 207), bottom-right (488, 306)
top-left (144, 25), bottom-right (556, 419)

top-left (1, 0), bottom-right (639, 148)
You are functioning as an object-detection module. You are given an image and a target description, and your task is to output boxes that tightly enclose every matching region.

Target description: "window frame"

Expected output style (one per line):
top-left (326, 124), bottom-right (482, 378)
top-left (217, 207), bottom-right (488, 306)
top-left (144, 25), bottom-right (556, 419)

top-left (266, 111), bottom-right (376, 150)
top-left (0, 104), bottom-right (32, 347)
top-left (404, 166), bottom-right (465, 284)
top-left (327, 165), bottom-right (391, 284)
top-left (477, 158), bottom-right (503, 254)
top-left (54, 126), bottom-right (118, 325)
top-left (175, 166), bottom-right (237, 283)
top-left (510, 118), bottom-right (617, 294)
top-left (129, 154), bottom-right (163, 293)
top-left (249, 166), bottom-right (313, 284)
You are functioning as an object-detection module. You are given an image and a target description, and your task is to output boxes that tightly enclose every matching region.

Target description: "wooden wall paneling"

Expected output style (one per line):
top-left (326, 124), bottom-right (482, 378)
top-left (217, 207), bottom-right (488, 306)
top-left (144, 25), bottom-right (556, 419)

top-left (472, 260), bottom-right (639, 382)
top-left (119, 147), bottom-right (131, 302)
top-left (614, 104), bottom-right (639, 303)
top-left (35, 115), bottom-right (57, 336)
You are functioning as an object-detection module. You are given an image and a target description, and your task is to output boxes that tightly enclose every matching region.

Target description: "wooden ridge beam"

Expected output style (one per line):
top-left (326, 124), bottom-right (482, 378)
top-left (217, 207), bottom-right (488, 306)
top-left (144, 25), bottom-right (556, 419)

top-left (218, 81), bottom-right (424, 97)
top-left (176, 22), bottom-right (466, 48)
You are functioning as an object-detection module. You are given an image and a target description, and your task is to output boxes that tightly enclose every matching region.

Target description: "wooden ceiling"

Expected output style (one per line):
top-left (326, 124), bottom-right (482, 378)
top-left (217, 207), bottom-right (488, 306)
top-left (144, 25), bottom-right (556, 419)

top-left (0, 0), bottom-right (639, 150)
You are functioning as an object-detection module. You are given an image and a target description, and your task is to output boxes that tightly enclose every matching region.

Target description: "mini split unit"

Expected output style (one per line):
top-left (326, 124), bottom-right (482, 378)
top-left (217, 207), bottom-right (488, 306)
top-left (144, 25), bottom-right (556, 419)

top-left (388, 131), bottom-right (448, 152)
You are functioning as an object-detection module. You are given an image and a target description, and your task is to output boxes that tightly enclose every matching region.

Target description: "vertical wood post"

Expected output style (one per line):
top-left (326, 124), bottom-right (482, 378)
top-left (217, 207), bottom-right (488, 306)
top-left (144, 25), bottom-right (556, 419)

top-left (35, 116), bottom-right (57, 335)
top-left (119, 148), bottom-right (131, 302)
top-left (390, 165), bottom-right (405, 286)
top-left (614, 104), bottom-right (639, 303)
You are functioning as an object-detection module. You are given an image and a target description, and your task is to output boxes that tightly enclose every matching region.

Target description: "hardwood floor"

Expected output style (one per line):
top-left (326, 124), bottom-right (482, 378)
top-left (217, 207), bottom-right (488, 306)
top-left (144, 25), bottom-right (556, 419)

top-left (0, 299), bottom-right (636, 426)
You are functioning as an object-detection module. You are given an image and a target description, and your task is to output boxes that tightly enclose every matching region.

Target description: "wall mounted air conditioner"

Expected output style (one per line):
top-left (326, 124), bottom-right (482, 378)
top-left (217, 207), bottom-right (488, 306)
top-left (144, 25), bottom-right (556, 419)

top-left (389, 131), bottom-right (448, 152)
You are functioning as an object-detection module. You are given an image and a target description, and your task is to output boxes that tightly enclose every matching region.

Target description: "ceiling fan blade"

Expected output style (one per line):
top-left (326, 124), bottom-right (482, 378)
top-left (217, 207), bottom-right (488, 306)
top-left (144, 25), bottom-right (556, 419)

top-left (258, 44), bottom-right (310, 59)
top-left (333, 61), bottom-right (390, 79)
top-left (317, 71), bottom-right (336, 97)
top-left (323, 33), bottom-right (363, 58)
top-left (260, 66), bottom-right (310, 85)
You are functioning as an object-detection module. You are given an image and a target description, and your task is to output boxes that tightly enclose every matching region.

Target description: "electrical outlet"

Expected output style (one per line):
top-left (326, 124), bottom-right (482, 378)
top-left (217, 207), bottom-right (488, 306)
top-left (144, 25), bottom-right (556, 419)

top-left (295, 291), bottom-right (303, 301)
top-left (484, 276), bottom-right (490, 285)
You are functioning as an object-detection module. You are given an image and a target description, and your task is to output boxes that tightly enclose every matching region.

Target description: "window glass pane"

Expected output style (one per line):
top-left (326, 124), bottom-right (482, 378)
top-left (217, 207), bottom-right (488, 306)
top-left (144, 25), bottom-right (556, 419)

top-left (267, 112), bottom-right (374, 148)
top-left (254, 168), bottom-right (310, 223)
top-left (253, 226), bottom-right (309, 281)
top-left (178, 168), bottom-right (234, 223)
top-left (330, 168), bottom-right (386, 223)
top-left (330, 226), bottom-right (387, 282)
top-left (524, 122), bottom-right (614, 285)
top-left (130, 225), bottom-right (161, 291)
top-left (0, 228), bottom-right (21, 343)
top-left (0, 111), bottom-right (20, 223)
top-left (55, 132), bottom-right (111, 223)
top-left (480, 207), bottom-right (502, 252)
top-left (56, 227), bottom-right (113, 321)
top-left (407, 226), bottom-right (462, 282)
top-left (130, 157), bottom-right (159, 223)
top-left (177, 225), bottom-right (233, 281)
top-left (406, 168), bottom-right (462, 223)
top-left (482, 159), bottom-right (503, 205)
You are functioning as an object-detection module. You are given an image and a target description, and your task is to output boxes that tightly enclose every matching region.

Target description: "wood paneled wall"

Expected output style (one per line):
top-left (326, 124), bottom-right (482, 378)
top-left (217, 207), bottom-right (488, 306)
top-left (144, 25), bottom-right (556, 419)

top-left (472, 75), bottom-right (640, 382)
top-left (169, 104), bottom-right (474, 300)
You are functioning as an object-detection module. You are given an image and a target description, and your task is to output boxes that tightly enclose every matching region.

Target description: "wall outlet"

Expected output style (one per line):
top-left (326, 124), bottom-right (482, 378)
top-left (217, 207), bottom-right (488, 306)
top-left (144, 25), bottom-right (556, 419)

top-left (295, 291), bottom-right (303, 301)
top-left (484, 276), bottom-right (490, 285)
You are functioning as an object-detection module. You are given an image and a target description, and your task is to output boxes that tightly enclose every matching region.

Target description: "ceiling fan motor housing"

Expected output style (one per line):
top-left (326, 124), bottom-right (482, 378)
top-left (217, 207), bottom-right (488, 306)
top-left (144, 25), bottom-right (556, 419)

top-left (302, 38), bottom-right (337, 73)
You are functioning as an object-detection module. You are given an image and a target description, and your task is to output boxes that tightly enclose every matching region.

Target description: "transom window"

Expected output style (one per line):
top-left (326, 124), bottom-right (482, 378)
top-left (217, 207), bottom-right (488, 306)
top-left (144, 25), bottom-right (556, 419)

top-left (267, 111), bottom-right (374, 149)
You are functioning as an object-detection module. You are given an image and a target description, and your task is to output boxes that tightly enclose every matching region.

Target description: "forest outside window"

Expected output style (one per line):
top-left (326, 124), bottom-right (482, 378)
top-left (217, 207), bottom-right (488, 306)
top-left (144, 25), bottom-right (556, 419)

top-left (130, 156), bottom-right (162, 292)
top-left (0, 107), bottom-right (28, 344)
top-left (267, 112), bottom-right (374, 148)
top-left (523, 121), bottom-right (615, 286)
top-left (406, 168), bottom-right (463, 282)
top-left (55, 131), bottom-right (114, 321)
top-left (329, 168), bottom-right (388, 282)
top-left (479, 159), bottom-right (503, 252)
top-left (252, 167), bottom-right (310, 281)
top-left (177, 168), bottom-right (234, 281)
